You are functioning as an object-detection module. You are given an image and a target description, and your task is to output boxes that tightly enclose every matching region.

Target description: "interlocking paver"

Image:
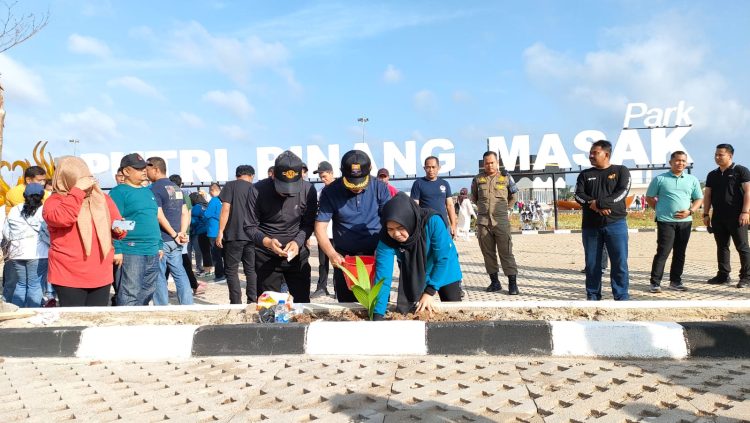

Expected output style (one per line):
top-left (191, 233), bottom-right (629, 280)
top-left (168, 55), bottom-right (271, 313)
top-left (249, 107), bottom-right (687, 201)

top-left (2, 357), bottom-right (749, 422)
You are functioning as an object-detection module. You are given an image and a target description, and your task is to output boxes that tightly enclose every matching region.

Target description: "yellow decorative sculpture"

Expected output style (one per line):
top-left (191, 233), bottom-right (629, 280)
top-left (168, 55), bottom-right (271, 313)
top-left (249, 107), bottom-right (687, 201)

top-left (0, 141), bottom-right (55, 206)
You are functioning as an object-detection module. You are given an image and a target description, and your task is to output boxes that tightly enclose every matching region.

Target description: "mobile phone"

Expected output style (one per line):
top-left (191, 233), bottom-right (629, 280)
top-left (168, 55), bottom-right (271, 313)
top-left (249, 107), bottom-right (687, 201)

top-left (112, 220), bottom-right (136, 231)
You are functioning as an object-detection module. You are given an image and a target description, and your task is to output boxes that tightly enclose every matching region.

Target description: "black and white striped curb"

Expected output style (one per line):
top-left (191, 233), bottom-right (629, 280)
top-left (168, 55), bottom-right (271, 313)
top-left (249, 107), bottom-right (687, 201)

top-left (510, 227), bottom-right (732, 235)
top-left (511, 228), bottom-right (656, 235)
top-left (1, 320), bottom-right (747, 360)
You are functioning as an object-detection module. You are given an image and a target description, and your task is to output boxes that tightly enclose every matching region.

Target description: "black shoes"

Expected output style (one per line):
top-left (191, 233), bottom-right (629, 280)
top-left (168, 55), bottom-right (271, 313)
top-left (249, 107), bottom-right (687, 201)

top-left (649, 284), bottom-right (661, 293)
top-left (485, 281), bottom-right (502, 292)
top-left (668, 282), bottom-right (688, 292)
top-left (738, 279), bottom-right (749, 289)
top-left (485, 273), bottom-right (502, 292)
top-left (706, 275), bottom-right (730, 285)
top-left (507, 275), bottom-right (519, 295)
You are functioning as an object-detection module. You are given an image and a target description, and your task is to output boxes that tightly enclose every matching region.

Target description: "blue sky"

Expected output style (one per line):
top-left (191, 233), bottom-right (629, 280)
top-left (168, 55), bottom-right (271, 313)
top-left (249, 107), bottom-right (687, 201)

top-left (2, 0), bottom-right (749, 187)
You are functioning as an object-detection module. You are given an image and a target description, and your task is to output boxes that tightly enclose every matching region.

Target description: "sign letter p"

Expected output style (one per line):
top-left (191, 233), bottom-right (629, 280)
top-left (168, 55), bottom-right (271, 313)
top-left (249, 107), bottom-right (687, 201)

top-left (623, 103), bottom-right (647, 128)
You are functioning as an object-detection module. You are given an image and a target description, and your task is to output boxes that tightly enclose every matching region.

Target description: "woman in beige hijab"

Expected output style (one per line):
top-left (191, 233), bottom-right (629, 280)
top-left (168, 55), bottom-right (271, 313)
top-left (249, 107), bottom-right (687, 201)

top-left (43, 156), bottom-right (126, 306)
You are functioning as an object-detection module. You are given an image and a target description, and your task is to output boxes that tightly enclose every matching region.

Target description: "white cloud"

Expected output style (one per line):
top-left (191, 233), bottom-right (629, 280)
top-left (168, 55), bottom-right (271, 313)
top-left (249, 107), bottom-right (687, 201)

top-left (179, 112), bottom-right (205, 129)
top-left (452, 90), bottom-right (471, 103)
top-left (219, 125), bottom-right (248, 141)
top-left (68, 34), bottom-right (111, 58)
top-left (168, 21), bottom-right (289, 86)
top-left (248, 3), bottom-right (475, 48)
top-left (107, 76), bottom-right (165, 100)
top-left (383, 64), bottom-right (402, 83)
top-left (523, 13), bottom-right (750, 138)
top-left (0, 54), bottom-right (48, 106)
top-left (59, 107), bottom-right (120, 143)
top-left (128, 26), bottom-right (154, 40)
top-left (202, 90), bottom-right (254, 119)
top-left (413, 89), bottom-right (437, 113)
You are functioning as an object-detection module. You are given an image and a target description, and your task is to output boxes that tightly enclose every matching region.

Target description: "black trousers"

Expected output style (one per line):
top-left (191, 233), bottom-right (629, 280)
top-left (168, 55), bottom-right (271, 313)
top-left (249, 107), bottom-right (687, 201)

top-left (436, 281), bottom-right (463, 301)
top-left (224, 240), bottom-right (257, 303)
top-left (198, 234), bottom-right (213, 267)
top-left (208, 237), bottom-right (225, 279)
top-left (712, 216), bottom-right (750, 280)
top-left (649, 221), bottom-right (692, 285)
top-left (255, 248), bottom-right (312, 303)
top-left (54, 284), bottom-right (111, 307)
top-left (316, 240), bottom-right (331, 289)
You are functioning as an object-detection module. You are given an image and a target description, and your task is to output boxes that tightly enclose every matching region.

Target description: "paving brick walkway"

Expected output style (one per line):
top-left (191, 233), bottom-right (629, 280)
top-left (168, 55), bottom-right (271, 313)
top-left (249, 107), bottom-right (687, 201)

top-left (187, 232), bottom-right (750, 305)
top-left (1, 356), bottom-right (747, 422)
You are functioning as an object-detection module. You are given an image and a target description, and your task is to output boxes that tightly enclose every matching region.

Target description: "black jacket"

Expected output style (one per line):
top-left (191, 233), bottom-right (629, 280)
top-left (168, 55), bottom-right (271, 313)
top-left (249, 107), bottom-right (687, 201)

top-left (244, 178), bottom-right (317, 251)
top-left (574, 165), bottom-right (631, 228)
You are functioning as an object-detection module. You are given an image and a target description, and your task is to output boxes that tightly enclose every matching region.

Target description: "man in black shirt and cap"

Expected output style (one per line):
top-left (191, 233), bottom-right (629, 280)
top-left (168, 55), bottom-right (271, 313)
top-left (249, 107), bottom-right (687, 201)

top-left (245, 151), bottom-right (317, 302)
top-left (703, 143), bottom-right (750, 288)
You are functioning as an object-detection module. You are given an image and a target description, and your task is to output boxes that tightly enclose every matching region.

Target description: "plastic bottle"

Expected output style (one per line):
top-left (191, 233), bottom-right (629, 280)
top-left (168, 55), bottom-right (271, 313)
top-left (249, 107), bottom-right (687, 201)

top-left (275, 300), bottom-right (290, 323)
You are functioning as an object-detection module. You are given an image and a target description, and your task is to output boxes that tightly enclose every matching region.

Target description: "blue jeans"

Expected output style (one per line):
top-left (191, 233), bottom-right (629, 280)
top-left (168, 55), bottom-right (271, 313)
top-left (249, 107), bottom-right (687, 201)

top-left (6, 259), bottom-right (47, 308)
top-left (582, 219), bottom-right (629, 300)
top-left (154, 240), bottom-right (194, 305)
top-left (2, 263), bottom-right (15, 302)
top-left (115, 254), bottom-right (160, 306)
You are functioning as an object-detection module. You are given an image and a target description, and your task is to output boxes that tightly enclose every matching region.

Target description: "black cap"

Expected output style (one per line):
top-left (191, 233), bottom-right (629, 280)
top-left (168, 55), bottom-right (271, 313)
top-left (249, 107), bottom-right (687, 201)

top-left (120, 153), bottom-right (147, 170)
top-left (341, 150), bottom-right (371, 190)
top-left (273, 150), bottom-right (304, 195)
top-left (313, 161), bottom-right (333, 174)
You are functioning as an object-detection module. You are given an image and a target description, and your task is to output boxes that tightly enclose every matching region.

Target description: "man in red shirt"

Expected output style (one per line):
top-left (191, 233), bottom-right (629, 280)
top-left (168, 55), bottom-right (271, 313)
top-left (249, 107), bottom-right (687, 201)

top-left (377, 168), bottom-right (398, 197)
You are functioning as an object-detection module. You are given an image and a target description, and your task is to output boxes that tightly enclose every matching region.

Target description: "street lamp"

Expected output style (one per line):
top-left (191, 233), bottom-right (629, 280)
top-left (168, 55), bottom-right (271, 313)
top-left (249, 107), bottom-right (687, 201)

top-left (357, 117), bottom-right (368, 142)
top-left (69, 139), bottom-right (79, 156)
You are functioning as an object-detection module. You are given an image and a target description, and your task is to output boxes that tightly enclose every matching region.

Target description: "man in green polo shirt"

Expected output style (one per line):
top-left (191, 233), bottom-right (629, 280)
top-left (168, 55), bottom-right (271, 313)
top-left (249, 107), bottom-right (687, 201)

top-left (645, 151), bottom-right (703, 293)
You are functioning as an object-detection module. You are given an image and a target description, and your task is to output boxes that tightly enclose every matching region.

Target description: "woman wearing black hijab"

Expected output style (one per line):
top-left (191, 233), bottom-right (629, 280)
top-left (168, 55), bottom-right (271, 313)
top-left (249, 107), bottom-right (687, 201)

top-left (372, 192), bottom-right (462, 320)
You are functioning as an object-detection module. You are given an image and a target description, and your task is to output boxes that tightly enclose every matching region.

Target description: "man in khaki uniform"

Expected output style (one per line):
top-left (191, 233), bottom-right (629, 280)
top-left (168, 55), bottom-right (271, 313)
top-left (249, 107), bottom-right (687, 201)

top-left (470, 151), bottom-right (519, 295)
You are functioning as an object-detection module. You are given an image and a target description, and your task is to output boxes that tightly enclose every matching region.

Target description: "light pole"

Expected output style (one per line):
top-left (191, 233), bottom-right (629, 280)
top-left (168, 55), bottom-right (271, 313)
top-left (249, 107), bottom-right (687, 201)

top-left (69, 139), bottom-right (79, 156)
top-left (357, 117), bottom-right (368, 142)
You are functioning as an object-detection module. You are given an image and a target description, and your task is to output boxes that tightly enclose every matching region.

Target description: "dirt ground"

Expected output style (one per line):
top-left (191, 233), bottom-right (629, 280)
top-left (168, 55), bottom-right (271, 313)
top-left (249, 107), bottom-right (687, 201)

top-left (2, 304), bottom-right (749, 328)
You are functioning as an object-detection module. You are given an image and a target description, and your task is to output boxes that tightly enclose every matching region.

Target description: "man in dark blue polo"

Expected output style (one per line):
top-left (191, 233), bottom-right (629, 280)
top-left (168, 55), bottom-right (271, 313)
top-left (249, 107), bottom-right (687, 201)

top-left (410, 156), bottom-right (457, 236)
top-left (315, 150), bottom-right (391, 302)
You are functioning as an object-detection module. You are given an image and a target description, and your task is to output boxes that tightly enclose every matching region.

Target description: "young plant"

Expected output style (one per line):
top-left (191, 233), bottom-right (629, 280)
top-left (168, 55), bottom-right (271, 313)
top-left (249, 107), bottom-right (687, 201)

top-left (336, 256), bottom-right (384, 321)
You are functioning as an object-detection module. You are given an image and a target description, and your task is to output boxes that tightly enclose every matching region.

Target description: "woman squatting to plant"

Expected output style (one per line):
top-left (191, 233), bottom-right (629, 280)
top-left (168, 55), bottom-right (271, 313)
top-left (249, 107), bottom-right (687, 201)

top-left (372, 192), bottom-right (463, 320)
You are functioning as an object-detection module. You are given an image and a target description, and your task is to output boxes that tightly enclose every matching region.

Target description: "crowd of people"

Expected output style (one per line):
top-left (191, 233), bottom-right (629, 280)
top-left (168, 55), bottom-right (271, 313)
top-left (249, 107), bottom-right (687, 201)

top-left (0, 141), bottom-right (748, 317)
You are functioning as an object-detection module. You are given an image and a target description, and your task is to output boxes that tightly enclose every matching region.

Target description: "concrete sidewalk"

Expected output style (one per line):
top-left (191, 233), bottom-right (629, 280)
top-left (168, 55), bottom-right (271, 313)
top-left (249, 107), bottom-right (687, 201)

top-left (1, 356), bottom-right (747, 422)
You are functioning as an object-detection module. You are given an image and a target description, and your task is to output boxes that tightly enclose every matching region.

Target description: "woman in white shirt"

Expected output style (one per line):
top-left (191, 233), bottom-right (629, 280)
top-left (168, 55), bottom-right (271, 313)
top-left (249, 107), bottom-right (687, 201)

top-left (2, 183), bottom-right (50, 307)
top-left (456, 188), bottom-right (476, 241)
